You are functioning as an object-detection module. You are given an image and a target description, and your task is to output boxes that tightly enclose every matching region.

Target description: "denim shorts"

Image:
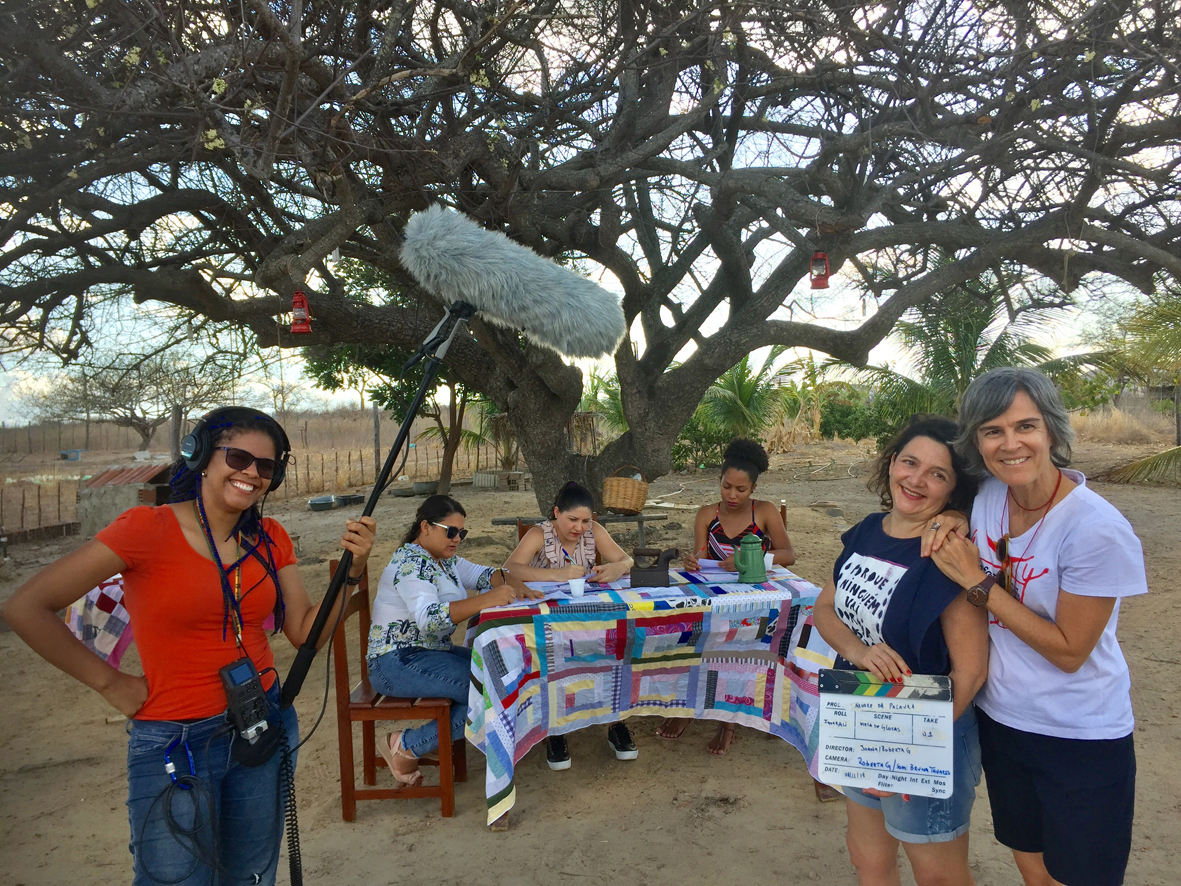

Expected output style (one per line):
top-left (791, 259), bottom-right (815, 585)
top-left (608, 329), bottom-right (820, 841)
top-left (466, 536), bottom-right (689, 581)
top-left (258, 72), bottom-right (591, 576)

top-left (125, 683), bottom-right (298, 886)
top-left (844, 705), bottom-right (982, 843)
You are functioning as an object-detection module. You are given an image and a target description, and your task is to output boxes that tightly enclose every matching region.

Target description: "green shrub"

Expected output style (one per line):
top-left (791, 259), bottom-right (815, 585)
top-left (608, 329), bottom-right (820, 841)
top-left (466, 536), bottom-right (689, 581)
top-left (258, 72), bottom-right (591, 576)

top-left (818, 388), bottom-right (894, 443)
top-left (671, 407), bottom-right (731, 469)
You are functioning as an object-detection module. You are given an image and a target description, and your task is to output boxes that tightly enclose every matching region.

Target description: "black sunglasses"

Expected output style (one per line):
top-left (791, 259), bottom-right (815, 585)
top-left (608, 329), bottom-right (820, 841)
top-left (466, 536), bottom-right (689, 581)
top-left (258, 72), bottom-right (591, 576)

top-left (431, 521), bottom-right (469, 541)
top-left (218, 446), bottom-right (280, 479)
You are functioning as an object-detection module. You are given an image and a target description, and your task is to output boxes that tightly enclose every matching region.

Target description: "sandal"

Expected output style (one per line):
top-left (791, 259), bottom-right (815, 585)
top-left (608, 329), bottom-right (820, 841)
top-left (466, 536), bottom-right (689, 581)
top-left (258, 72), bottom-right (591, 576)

top-left (656, 717), bottom-right (691, 740)
top-left (706, 722), bottom-right (736, 756)
top-left (378, 731), bottom-right (423, 788)
top-left (813, 778), bottom-right (841, 802)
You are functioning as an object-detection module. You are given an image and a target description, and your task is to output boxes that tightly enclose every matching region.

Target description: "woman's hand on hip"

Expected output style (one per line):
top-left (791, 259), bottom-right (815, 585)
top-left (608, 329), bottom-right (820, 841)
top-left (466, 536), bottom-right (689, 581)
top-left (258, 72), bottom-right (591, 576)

top-left (849, 642), bottom-right (911, 683)
top-left (340, 516), bottom-right (377, 566)
top-left (100, 672), bottom-right (149, 719)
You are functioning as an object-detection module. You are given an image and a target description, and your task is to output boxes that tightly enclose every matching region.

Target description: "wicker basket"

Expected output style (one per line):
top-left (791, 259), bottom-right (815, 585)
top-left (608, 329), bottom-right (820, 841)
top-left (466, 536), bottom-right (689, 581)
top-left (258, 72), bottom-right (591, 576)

top-left (601, 465), bottom-right (649, 515)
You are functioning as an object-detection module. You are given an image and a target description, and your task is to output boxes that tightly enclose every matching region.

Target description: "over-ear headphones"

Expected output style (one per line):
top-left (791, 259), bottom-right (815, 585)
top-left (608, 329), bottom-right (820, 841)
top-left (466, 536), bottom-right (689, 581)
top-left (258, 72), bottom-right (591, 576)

top-left (180, 407), bottom-right (291, 492)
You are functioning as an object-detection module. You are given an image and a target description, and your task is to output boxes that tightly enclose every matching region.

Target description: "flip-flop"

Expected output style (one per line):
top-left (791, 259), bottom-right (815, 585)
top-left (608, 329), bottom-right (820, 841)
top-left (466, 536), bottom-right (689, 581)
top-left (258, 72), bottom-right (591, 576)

top-left (656, 717), bottom-right (690, 740)
top-left (813, 778), bottom-right (841, 802)
top-left (378, 732), bottom-right (423, 788)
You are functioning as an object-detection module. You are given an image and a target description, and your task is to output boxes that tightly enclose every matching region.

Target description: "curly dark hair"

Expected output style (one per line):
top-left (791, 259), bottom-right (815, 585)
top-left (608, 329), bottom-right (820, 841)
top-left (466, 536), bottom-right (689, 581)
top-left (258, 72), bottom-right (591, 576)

top-left (721, 438), bottom-right (770, 485)
top-left (868, 415), bottom-right (978, 514)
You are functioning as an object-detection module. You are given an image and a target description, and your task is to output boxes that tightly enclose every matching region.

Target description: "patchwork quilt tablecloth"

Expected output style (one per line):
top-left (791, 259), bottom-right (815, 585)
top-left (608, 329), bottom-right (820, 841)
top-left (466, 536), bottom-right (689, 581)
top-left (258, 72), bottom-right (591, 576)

top-left (465, 569), bottom-right (837, 825)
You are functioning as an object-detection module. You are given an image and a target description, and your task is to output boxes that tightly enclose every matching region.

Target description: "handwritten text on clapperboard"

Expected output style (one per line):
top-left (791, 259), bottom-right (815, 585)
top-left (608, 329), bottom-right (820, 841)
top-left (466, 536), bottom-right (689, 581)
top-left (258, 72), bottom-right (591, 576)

top-left (817, 670), bottom-right (954, 800)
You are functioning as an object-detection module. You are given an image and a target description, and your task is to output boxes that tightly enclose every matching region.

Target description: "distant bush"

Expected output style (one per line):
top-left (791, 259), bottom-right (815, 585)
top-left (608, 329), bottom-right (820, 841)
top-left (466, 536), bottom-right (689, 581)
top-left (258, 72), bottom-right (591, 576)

top-left (1057, 371), bottom-right (1121, 412)
top-left (818, 387), bottom-right (894, 444)
top-left (671, 407), bottom-right (732, 469)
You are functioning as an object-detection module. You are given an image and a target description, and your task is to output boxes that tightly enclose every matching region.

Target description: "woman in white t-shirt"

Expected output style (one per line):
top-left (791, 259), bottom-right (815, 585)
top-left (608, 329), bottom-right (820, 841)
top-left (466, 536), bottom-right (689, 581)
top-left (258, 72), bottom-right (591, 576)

top-left (928, 368), bottom-right (1147, 886)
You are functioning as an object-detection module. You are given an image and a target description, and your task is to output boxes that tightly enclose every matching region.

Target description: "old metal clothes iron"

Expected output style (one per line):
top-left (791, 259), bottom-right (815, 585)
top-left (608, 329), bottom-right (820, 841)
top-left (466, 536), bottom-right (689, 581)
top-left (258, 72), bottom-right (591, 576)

top-left (629, 548), bottom-right (679, 587)
top-left (735, 533), bottom-right (767, 583)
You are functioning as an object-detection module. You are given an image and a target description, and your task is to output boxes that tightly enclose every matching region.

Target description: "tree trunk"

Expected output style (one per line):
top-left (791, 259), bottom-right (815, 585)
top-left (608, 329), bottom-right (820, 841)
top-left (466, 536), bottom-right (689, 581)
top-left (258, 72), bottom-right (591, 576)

top-left (512, 356), bottom-right (703, 514)
top-left (1174, 381), bottom-right (1179, 447)
top-left (169, 405), bottom-right (183, 462)
top-left (437, 390), bottom-right (466, 495)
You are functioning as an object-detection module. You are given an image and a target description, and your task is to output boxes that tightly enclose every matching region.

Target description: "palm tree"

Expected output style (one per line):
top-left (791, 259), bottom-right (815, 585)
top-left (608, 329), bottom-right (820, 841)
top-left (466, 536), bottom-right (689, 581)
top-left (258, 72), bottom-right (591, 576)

top-left (699, 346), bottom-right (788, 438)
top-left (1101, 290), bottom-right (1181, 483)
top-left (580, 367), bottom-right (627, 435)
top-left (846, 281), bottom-right (1069, 431)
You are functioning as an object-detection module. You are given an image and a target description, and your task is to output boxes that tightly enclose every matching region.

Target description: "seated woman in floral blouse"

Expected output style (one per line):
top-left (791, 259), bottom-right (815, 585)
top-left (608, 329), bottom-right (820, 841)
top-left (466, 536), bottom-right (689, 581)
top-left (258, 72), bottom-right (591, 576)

top-left (366, 495), bottom-right (541, 787)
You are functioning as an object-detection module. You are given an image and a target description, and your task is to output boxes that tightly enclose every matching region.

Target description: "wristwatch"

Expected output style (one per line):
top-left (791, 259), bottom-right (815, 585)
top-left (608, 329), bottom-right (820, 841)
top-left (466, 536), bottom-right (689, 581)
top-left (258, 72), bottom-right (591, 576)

top-left (966, 575), bottom-right (997, 607)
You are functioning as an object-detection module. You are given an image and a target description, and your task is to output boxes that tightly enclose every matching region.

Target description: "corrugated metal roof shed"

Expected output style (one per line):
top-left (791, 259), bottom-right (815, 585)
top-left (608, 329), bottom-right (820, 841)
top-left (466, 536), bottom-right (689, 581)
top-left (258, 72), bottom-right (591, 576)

top-left (82, 465), bottom-right (172, 488)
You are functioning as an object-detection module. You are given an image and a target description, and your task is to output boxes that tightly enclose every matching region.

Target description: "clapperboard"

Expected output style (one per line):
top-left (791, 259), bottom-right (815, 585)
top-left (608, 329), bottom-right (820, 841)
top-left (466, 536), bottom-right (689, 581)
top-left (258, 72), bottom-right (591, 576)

top-left (816, 669), bottom-right (954, 799)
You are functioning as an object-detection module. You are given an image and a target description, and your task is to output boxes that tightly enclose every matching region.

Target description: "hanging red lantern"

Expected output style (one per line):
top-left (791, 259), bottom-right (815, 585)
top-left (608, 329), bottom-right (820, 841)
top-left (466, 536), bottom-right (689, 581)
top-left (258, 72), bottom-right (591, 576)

top-left (810, 251), bottom-right (830, 289)
top-left (290, 290), bottom-right (312, 334)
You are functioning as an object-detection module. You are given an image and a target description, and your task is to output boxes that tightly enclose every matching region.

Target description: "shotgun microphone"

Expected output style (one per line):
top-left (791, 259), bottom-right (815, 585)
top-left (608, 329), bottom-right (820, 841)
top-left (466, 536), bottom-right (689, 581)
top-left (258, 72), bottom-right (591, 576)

top-left (400, 205), bottom-right (627, 359)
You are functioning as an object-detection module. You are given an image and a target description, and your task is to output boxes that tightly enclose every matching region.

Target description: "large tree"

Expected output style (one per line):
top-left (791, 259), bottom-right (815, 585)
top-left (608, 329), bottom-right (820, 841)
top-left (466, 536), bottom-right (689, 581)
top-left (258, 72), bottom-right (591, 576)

top-left (3, 0), bottom-right (1179, 508)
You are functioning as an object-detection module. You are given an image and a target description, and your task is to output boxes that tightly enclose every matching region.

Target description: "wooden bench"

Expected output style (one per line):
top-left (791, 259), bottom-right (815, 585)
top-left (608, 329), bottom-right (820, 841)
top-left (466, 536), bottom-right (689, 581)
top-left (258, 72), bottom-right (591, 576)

top-left (331, 561), bottom-right (467, 820)
top-left (493, 512), bottom-right (667, 547)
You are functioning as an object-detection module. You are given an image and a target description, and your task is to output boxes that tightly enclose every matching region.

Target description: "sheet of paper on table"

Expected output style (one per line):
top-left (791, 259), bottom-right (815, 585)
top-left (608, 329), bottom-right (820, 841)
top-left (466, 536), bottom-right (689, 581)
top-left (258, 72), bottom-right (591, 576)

top-left (817, 669), bottom-right (954, 800)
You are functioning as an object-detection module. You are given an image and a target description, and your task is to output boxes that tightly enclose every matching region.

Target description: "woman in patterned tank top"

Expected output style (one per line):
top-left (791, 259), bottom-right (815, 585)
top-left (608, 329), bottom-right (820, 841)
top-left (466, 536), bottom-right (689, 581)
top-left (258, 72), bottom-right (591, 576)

top-left (505, 482), bottom-right (637, 770)
top-left (660, 438), bottom-right (795, 755)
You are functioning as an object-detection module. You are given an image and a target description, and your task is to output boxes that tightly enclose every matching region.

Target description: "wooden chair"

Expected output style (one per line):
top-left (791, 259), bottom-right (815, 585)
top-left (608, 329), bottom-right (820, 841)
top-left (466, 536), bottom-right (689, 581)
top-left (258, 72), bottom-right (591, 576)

top-left (331, 560), bottom-right (467, 821)
top-left (515, 516), bottom-right (603, 566)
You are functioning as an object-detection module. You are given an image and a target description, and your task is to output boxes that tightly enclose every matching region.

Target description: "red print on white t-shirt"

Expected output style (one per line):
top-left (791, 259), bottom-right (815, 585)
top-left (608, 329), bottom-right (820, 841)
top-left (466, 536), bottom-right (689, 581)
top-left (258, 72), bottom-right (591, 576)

top-left (981, 532), bottom-right (1050, 628)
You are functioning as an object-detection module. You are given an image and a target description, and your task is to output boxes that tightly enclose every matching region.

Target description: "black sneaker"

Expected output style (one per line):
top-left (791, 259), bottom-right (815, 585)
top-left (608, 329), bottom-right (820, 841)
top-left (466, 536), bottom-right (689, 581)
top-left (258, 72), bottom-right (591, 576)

top-left (546, 735), bottom-right (571, 770)
top-left (607, 722), bottom-right (639, 760)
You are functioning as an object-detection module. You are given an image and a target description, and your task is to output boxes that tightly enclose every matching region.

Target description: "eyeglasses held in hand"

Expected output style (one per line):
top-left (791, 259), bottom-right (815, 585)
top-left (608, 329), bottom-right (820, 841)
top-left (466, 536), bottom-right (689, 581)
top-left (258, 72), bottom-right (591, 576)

top-left (995, 534), bottom-right (1016, 597)
top-left (218, 447), bottom-right (280, 479)
top-left (432, 522), bottom-right (469, 541)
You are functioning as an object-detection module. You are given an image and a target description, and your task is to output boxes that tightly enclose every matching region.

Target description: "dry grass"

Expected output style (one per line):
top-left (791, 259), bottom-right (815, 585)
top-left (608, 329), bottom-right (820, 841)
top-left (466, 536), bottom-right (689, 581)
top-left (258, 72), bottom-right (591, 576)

top-left (1070, 406), bottom-right (1170, 445)
top-left (763, 413), bottom-right (821, 453)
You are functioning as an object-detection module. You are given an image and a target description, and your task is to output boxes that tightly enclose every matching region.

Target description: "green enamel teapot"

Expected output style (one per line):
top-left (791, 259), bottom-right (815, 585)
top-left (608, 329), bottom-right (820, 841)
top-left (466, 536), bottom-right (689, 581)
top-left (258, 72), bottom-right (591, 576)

top-left (735, 533), bottom-right (767, 584)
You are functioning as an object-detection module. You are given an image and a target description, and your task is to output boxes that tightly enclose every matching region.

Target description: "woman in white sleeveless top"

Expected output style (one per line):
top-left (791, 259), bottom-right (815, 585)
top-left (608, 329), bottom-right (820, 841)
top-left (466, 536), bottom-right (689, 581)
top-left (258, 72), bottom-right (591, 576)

top-left (505, 482), bottom-right (635, 770)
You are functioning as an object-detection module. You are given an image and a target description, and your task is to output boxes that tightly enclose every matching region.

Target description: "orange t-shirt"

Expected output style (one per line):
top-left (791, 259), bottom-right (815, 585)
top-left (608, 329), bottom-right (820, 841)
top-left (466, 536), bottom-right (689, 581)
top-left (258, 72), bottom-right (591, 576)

top-left (95, 505), bottom-right (297, 720)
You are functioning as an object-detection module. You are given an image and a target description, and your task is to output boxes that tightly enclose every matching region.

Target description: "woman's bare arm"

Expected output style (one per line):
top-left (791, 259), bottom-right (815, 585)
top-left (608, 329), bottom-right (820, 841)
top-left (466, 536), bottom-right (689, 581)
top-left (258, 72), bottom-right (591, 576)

top-left (2, 540), bottom-right (148, 716)
top-left (588, 523), bottom-right (634, 582)
top-left (281, 516), bottom-right (375, 649)
top-left (939, 591), bottom-right (989, 720)
top-left (503, 526), bottom-right (585, 581)
top-left (931, 531), bottom-right (1114, 673)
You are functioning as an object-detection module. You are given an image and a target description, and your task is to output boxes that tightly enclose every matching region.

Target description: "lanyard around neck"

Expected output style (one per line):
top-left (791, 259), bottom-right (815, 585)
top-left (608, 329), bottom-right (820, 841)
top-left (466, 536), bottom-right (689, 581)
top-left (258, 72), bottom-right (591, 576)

top-left (193, 500), bottom-right (247, 646)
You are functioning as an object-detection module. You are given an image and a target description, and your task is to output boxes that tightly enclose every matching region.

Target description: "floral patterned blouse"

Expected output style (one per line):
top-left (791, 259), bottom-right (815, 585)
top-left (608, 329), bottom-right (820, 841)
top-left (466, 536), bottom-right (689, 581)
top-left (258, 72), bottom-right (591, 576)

top-left (366, 543), bottom-right (494, 659)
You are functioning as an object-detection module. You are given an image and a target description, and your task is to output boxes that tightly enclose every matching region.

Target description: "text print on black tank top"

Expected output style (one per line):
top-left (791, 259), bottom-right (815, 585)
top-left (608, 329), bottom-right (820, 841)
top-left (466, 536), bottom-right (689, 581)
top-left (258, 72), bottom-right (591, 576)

top-left (833, 553), bottom-right (908, 646)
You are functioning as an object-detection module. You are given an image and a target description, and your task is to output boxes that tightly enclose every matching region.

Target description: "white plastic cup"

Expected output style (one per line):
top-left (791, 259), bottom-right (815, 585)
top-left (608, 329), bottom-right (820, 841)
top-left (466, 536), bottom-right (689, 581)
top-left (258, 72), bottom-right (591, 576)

top-left (568, 577), bottom-right (586, 598)
top-left (764, 553), bottom-right (774, 571)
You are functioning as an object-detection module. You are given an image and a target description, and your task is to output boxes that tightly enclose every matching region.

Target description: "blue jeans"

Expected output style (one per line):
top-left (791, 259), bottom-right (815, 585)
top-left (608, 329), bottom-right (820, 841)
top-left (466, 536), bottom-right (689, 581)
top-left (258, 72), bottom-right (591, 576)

top-left (844, 705), bottom-right (982, 843)
top-left (126, 685), bottom-right (299, 885)
top-left (367, 645), bottom-right (471, 757)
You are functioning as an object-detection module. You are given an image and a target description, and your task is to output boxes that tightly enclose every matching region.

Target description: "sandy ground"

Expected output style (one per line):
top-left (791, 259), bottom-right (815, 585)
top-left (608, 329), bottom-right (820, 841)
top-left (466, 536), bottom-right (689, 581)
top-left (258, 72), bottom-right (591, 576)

top-left (1, 441), bottom-right (1177, 886)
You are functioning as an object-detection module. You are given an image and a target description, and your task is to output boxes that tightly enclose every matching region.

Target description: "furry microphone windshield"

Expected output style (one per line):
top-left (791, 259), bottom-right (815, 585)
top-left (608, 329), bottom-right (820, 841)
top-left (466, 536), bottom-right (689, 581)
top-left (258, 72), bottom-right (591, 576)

top-left (400, 206), bottom-right (627, 359)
